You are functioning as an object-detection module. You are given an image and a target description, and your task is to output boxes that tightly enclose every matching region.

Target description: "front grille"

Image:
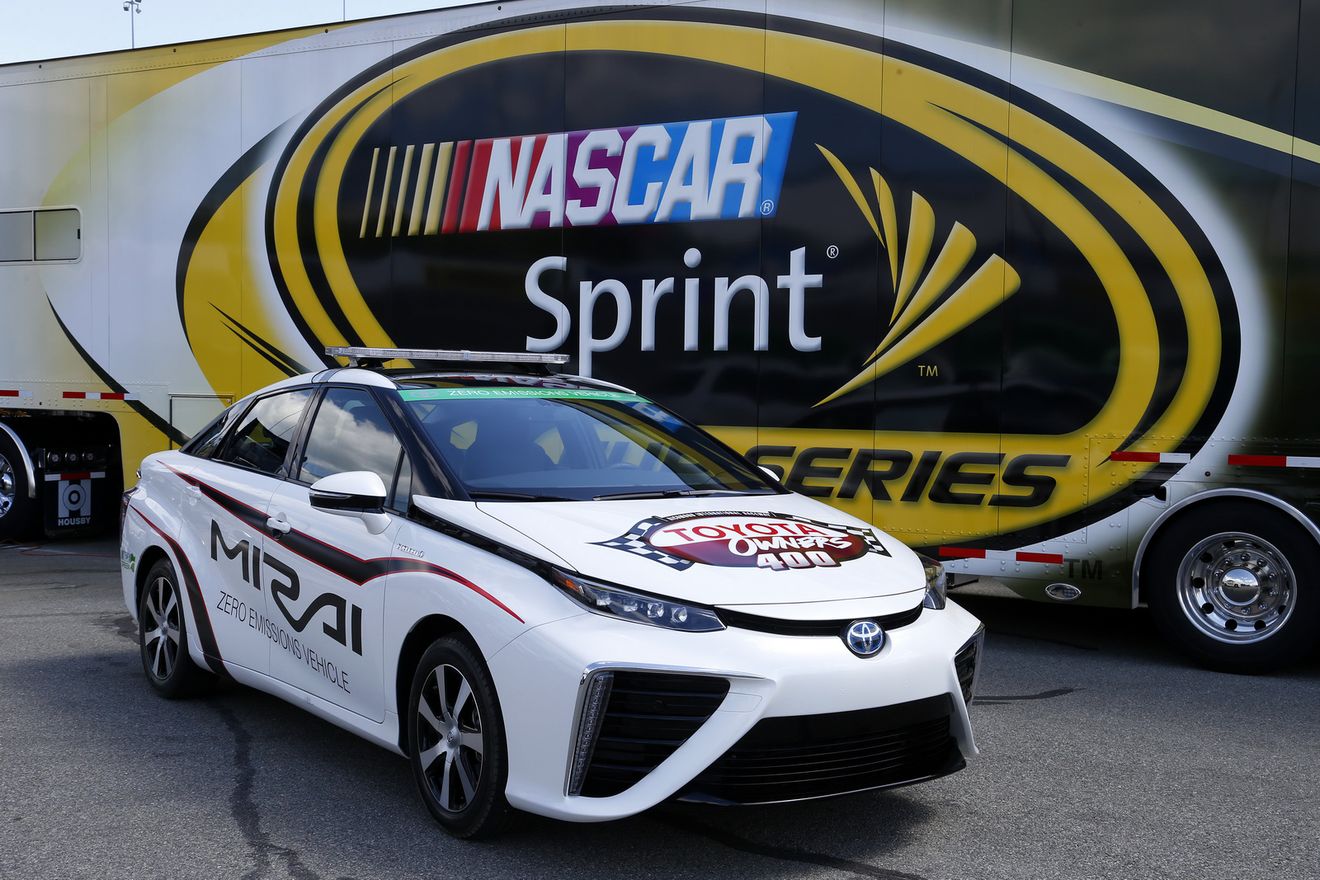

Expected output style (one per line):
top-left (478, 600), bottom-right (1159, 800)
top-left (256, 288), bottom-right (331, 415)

top-left (954, 630), bottom-right (982, 704)
top-left (679, 694), bottom-right (962, 805)
top-left (579, 672), bottom-right (729, 798)
top-left (718, 602), bottom-right (923, 637)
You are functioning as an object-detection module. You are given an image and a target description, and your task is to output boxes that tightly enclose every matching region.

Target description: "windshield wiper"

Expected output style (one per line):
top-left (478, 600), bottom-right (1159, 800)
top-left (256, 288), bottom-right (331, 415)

top-left (468, 491), bottom-right (573, 502)
top-left (592, 488), bottom-right (749, 501)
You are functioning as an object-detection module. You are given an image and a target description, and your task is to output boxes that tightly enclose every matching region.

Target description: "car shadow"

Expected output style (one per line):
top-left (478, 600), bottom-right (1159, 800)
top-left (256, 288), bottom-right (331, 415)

top-left (5, 646), bottom-right (936, 880)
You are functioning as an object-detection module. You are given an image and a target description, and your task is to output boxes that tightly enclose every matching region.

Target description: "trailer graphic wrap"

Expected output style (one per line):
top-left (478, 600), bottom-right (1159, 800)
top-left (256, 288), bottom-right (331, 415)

top-left (195, 10), bottom-right (1236, 553)
top-left (21, 0), bottom-right (1320, 613)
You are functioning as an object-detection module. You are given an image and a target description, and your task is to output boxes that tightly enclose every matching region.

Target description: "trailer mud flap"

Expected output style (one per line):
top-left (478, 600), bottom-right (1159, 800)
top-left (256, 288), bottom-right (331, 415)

top-left (42, 471), bottom-right (106, 533)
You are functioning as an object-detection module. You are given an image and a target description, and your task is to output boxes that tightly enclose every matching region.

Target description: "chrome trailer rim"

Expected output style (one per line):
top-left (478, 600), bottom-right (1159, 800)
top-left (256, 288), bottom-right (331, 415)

top-left (0, 454), bottom-right (15, 519)
top-left (1176, 531), bottom-right (1296, 644)
top-left (143, 575), bottom-right (182, 680)
top-left (416, 663), bottom-right (485, 813)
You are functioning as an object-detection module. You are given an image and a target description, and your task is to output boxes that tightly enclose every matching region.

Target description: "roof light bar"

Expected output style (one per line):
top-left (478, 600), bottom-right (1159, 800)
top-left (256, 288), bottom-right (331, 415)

top-left (326, 347), bottom-right (570, 368)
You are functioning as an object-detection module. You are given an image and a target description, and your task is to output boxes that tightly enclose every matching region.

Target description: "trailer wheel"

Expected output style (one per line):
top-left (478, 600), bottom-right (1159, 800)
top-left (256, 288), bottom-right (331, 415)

top-left (0, 431), bottom-right (37, 541)
top-left (1146, 501), bottom-right (1320, 673)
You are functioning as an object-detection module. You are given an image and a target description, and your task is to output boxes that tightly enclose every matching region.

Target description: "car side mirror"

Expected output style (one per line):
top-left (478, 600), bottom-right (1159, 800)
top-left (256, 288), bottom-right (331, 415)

top-left (760, 465), bottom-right (783, 482)
top-left (309, 471), bottom-right (388, 515)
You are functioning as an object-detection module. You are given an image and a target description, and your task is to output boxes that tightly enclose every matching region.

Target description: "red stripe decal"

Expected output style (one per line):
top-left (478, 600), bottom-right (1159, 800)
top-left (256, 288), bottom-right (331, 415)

top-left (441, 139), bottom-right (471, 233)
top-left (101, 392), bottom-right (126, 401)
top-left (939, 547), bottom-right (986, 559)
top-left (62, 391), bottom-right (87, 399)
top-left (1228, 454), bottom-right (1287, 467)
top-left (0, 390), bottom-right (19, 397)
top-left (1110, 451), bottom-right (1160, 463)
top-left (1016, 551), bottom-right (1064, 564)
top-left (460, 138), bottom-right (492, 232)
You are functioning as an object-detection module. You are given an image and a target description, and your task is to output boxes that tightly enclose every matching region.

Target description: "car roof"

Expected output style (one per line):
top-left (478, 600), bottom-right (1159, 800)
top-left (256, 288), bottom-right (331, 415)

top-left (247, 367), bottom-right (635, 399)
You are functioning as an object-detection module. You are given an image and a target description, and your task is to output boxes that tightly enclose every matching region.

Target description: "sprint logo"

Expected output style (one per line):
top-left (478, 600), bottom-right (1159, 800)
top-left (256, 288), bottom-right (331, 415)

top-left (358, 112), bottom-right (796, 237)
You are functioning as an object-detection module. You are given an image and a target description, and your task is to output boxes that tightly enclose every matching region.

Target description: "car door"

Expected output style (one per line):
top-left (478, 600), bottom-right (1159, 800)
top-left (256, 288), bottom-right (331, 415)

top-left (188, 387), bottom-right (314, 674)
top-left (263, 385), bottom-right (407, 722)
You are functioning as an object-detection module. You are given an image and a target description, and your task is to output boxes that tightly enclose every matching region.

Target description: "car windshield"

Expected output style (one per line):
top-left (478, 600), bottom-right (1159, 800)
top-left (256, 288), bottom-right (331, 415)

top-left (397, 385), bottom-right (779, 501)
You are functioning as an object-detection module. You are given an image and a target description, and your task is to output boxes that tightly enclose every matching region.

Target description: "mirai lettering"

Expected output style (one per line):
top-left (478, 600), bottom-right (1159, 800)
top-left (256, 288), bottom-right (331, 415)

top-left (209, 519), bottom-right (364, 656)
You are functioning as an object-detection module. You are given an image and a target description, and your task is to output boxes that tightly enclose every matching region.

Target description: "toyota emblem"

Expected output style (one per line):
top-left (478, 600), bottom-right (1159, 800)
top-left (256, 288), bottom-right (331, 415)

top-left (843, 619), bottom-right (885, 657)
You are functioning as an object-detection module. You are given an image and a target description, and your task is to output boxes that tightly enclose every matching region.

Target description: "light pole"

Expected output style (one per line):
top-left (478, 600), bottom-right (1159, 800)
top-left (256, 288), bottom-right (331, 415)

top-left (122, 0), bottom-right (141, 49)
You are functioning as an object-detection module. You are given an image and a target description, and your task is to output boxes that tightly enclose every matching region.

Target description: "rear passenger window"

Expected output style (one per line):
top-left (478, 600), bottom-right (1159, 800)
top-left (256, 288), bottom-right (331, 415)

top-left (183, 402), bottom-right (247, 459)
top-left (216, 389), bottom-right (311, 476)
top-left (298, 387), bottom-right (402, 488)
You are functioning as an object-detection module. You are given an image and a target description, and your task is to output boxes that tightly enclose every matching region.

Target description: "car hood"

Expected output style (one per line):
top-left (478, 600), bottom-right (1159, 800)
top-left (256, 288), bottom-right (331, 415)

top-left (473, 493), bottom-right (926, 608)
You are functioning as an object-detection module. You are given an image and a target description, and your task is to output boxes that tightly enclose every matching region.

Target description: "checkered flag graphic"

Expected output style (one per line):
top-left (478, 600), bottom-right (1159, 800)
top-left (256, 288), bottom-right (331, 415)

top-left (593, 516), bottom-right (696, 570)
top-left (770, 512), bottom-right (891, 557)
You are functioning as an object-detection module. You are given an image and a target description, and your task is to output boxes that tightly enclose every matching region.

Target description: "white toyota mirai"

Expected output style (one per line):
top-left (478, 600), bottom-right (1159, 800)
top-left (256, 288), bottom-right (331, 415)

top-left (121, 348), bottom-right (984, 838)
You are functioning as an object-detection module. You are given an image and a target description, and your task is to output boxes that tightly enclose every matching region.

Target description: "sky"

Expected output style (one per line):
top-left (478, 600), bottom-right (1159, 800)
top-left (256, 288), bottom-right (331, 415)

top-left (0, 0), bottom-right (479, 65)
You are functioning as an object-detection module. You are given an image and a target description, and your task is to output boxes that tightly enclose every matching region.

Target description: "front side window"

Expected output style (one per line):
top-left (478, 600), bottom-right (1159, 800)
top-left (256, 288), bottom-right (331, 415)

top-left (298, 387), bottom-right (402, 488)
top-left (397, 386), bottom-right (778, 501)
top-left (215, 389), bottom-right (311, 476)
top-left (390, 453), bottom-right (413, 513)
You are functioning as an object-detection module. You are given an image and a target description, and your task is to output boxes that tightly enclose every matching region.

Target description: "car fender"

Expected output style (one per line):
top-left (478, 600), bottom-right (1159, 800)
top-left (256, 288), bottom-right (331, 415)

top-left (122, 454), bottom-right (222, 675)
top-left (381, 521), bottom-right (585, 715)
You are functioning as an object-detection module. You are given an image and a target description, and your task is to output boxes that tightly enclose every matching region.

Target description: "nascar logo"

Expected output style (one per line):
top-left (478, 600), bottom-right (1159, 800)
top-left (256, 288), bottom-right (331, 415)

top-left (358, 112), bottom-right (796, 237)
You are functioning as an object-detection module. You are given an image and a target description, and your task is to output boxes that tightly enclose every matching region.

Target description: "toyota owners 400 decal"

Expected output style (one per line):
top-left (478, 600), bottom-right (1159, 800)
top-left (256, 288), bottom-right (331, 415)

top-left (596, 511), bottom-right (889, 572)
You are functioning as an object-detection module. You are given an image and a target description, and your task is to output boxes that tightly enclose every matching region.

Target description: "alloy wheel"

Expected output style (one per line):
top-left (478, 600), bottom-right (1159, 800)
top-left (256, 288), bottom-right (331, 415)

top-left (143, 575), bottom-right (182, 680)
top-left (416, 663), bottom-right (485, 813)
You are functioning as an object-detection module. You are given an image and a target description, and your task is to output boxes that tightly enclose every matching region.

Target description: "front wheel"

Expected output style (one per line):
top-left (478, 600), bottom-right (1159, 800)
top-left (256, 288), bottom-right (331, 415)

top-left (1146, 501), bottom-right (1320, 673)
top-left (407, 636), bottom-right (510, 839)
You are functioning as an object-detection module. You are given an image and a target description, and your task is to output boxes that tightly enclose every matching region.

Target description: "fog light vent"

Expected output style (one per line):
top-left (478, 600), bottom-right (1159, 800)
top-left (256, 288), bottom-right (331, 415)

top-left (566, 671), bottom-right (614, 796)
top-left (954, 627), bottom-right (985, 705)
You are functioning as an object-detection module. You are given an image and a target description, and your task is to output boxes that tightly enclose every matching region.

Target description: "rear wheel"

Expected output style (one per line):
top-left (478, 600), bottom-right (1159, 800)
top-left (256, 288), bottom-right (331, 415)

top-left (0, 433), bottom-right (37, 541)
top-left (1146, 501), bottom-right (1320, 673)
top-left (407, 636), bottom-right (509, 839)
top-left (138, 558), bottom-right (208, 697)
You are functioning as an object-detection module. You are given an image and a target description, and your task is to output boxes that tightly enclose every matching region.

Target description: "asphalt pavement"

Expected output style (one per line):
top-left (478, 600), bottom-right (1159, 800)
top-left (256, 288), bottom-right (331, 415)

top-left (1, 537), bottom-right (1317, 880)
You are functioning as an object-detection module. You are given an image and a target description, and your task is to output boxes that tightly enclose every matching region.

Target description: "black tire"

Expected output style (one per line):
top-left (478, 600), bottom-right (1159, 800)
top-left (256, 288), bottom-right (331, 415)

top-left (1146, 501), bottom-right (1320, 674)
top-left (0, 431), bottom-right (38, 541)
top-left (407, 636), bottom-right (510, 839)
top-left (138, 558), bottom-right (209, 698)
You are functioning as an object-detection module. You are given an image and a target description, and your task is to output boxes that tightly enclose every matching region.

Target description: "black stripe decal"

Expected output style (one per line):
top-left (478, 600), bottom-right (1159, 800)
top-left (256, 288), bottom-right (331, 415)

top-left (165, 465), bottom-right (524, 621)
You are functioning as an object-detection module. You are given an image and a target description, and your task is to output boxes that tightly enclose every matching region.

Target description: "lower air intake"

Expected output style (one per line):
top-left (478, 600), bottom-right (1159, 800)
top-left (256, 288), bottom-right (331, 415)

top-left (578, 671), bottom-right (729, 798)
top-left (679, 694), bottom-right (962, 805)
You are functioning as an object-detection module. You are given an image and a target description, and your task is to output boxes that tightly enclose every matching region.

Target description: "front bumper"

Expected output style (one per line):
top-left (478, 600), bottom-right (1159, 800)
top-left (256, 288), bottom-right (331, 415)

top-left (487, 599), bottom-right (982, 821)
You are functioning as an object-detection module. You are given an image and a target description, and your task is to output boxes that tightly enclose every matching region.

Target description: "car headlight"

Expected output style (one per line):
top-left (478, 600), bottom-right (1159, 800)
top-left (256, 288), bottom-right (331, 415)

top-left (550, 570), bottom-right (725, 632)
top-left (920, 554), bottom-right (947, 610)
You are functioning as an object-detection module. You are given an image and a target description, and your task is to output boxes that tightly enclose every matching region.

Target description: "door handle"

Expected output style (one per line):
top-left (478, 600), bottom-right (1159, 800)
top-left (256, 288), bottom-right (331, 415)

top-left (265, 515), bottom-right (292, 537)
